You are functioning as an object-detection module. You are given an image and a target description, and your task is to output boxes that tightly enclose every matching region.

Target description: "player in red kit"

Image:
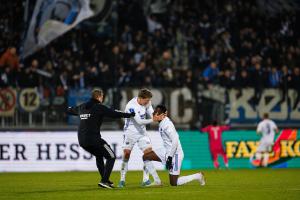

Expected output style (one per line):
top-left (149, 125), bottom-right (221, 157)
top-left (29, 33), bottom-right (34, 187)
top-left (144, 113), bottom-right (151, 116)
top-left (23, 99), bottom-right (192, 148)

top-left (201, 120), bottom-right (230, 169)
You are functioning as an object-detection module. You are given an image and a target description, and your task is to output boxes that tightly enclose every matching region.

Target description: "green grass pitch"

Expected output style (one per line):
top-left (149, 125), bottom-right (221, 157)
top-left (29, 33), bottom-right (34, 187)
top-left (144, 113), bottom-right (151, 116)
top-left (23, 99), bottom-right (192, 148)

top-left (1, 169), bottom-right (300, 200)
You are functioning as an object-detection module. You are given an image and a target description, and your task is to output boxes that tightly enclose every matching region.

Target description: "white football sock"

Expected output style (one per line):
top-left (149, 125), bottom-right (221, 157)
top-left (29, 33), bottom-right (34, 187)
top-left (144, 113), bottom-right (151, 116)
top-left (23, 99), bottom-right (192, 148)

top-left (177, 173), bottom-right (201, 185)
top-left (144, 161), bottom-right (161, 183)
top-left (256, 152), bottom-right (262, 160)
top-left (120, 159), bottom-right (128, 182)
top-left (143, 164), bottom-right (150, 182)
top-left (263, 153), bottom-right (269, 167)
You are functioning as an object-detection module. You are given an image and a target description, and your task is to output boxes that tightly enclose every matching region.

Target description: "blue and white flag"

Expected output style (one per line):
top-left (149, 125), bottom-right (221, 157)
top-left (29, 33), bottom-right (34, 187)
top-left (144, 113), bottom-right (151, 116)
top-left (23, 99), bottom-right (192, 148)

top-left (22, 0), bottom-right (95, 58)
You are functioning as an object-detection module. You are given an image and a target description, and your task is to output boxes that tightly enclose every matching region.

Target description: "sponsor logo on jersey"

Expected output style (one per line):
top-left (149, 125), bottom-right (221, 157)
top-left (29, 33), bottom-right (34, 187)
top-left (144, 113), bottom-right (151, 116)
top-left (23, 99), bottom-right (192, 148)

top-left (80, 114), bottom-right (91, 120)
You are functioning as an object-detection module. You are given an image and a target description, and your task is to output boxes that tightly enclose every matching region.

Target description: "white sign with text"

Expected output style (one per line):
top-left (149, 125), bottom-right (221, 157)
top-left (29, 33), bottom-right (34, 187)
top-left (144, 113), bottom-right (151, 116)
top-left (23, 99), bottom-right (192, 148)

top-left (0, 131), bottom-right (164, 172)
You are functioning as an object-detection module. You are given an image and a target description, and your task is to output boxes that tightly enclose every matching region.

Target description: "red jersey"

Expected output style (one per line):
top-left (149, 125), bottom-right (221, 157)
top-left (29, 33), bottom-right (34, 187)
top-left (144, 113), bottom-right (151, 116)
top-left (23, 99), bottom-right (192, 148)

top-left (201, 125), bottom-right (229, 149)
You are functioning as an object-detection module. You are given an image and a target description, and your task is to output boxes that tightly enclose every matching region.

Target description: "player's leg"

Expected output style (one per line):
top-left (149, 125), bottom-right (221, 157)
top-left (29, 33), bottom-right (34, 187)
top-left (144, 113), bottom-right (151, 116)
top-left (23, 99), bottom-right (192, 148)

top-left (80, 145), bottom-right (107, 186)
top-left (82, 141), bottom-right (115, 189)
top-left (175, 173), bottom-right (205, 186)
top-left (98, 140), bottom-right (116, 188)
top-left (95, 157), bottom-right (114, 186)
top-left (142, 148), bottom-right (162, 185)
top-left (139, 136), bottom-right (161, 185)
top-left (120, 149), bottom-right (131, 183)
top-left (262, 143), bottom-right (272, 167)
top-left (119, 135), bottom-right (136, 187)
top-left (262, 152), bottom-right (269, 167)
top-left (220, 148), bottom-right (229, 168)
top-left (211, 150), bottom-right (219, 169)
top-left (256, 140), bottom-right (267, 167)
top-left (170, 152), bottom-right (205, 186)
top-left (95, 156), bottom-right (105, 178)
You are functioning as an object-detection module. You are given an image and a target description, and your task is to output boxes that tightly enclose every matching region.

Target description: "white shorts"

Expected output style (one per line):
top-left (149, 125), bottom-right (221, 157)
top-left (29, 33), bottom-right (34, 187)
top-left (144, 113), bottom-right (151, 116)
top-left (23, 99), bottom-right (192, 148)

top-left (154, 147), bottom-right (184, 175)
top-left (122, 133), bottom-right (152, 152)
top-left (257, 139), bottom-right (273, 152)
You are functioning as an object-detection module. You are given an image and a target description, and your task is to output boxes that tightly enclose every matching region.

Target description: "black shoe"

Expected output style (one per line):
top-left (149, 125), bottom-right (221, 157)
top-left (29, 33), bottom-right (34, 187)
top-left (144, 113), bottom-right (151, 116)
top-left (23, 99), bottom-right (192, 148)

top-left (98, 181), bottom-right (113, 189)
top-left (108, 180), bottom-right (114, 187)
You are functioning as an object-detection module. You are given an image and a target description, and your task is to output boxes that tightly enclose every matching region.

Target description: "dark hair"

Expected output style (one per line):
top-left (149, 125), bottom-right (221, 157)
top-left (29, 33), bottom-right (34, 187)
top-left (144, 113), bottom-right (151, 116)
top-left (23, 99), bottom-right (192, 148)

top-left (212, 120), bottom-right (218, 126)
top-left (138, 88), bottom-right (152, 99)
top-left (92, 89), bottom-right (103, 99)
top-left (154, 104), bottom-right (167, 115)
top-left (263, 113), bottom-right (269, 119)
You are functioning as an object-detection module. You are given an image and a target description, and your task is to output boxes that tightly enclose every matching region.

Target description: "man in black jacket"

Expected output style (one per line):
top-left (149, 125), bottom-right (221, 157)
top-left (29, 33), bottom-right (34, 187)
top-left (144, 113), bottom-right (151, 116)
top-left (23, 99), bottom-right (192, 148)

top-left (67, 89), bottom-right (135, 189)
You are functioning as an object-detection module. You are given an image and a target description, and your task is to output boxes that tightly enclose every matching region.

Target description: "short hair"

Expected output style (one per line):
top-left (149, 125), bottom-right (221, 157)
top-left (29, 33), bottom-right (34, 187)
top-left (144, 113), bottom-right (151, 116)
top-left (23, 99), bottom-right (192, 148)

top-left (154, 104), bottom-right (167, 115)
top-left (138, 88), bottom-right (152, 99)
top-left (263, 113), bottom-right (269, 119)
top-left (212, 120), bottom-right (218, 126)
top-left (92, 89), bottom-right (103, 99)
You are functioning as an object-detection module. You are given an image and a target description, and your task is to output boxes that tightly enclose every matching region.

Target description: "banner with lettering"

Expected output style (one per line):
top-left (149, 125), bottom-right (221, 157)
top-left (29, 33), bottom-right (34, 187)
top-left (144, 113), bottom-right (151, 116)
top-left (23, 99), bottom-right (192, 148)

top-left (179, 130), bottom-right (300, 169)
top-left (68, 87), bottom-right (196, 126)
top-left (1, 130), bottom-right (299, 172)
top-left (229, 89), bottom-right (300, 125)
top-left (0, 131), bottom-right (163, 172)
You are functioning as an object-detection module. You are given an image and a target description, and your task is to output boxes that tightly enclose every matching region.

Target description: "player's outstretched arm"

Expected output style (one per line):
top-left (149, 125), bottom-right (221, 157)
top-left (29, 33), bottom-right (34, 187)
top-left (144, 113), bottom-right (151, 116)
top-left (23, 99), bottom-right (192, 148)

top-left (201, 126), bottom-right (209, 133)
top-left (132, 111), bottom-right (153, 125)
top-left (100, 105), bottom-right (135, 118)
top-left (66, 106), bottom-right (79, 116)
top-left (221, 125), bottom-right (230, 131)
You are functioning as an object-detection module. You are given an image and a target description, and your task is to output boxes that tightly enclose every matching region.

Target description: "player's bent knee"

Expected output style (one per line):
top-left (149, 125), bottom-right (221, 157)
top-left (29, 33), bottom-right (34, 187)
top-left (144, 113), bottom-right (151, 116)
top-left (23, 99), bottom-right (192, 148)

top-left (142, 153), bottom-right (150, 161)
top-left (143, 147), bottom-right (152, 154)
top-left (123, 149), bottom-right (131, 159)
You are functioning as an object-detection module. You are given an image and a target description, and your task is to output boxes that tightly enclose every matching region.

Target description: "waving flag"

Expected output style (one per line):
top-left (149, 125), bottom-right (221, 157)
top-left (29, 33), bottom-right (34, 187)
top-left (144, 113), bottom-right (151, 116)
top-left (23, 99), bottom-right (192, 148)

top-left (22, 0), bottom-right (95, 58)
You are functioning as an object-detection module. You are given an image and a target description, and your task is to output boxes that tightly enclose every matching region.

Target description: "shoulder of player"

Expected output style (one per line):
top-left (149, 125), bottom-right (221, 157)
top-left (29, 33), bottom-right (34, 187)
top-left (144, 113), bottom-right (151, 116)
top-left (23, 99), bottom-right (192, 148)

top-left (257, 121), bottom-right (263, 126)
top-left (127, 98), bottom-right (140, 107)
top-left (93, 103), bottom-right (109, 111)
top-left (161, 118), bottom-right (176, 130)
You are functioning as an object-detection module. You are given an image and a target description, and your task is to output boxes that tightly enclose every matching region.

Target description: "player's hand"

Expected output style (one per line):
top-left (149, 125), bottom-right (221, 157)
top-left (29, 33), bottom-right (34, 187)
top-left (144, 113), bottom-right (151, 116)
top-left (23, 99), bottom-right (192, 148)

top-left (166, 156), bottom-right (173, 170)
top-left (129, 112), bottom-right (135, 117)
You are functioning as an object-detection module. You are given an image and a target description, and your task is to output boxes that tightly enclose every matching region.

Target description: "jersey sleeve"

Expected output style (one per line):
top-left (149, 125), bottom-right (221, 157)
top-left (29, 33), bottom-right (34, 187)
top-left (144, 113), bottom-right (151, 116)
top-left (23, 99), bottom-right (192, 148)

top-left (272, 121), bottom-right (278, 132)
top-left (127, 104), bottom-right (153, 125)
top-left (221, 125), bottom-right (230, 131)
top-left (99, 104), bottom-right (132, 118)
top-left (201, 126), bottom-right (210, 133)
top-left (134, 115), bottom-right (153, 125)
top-left (166, 124), bottom-right (179, 158)
top-left (256, 122), bottom-right (262, 133)
top-left (66, 106), bottom-right (79, 116)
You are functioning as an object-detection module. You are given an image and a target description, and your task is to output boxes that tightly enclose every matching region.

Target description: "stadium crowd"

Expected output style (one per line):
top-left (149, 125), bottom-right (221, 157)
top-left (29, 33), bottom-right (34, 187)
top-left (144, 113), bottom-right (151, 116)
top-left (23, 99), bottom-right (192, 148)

top-left (0, 0), bottom-right (300, 105)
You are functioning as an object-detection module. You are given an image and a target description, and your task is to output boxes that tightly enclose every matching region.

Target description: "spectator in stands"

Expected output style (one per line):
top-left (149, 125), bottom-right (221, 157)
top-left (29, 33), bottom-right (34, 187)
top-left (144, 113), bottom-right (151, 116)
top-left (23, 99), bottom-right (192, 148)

top-left (291, 67), bottom-right (300, 109)
top-left (1, 0), bottom-right (299, 96)
top-left (0, 47), bottom-right (20, 71)
top-left (279, 65), bottom-right (291, 103)
top-left (250, 62), bottom-right (264, 105)
top-left (269, 67), bottom-right (281, 88)
top-left (0, 66), bottom-right (16, 87)
top-left (18, 59), bottom-right (40, 88)
top-left (219, 69), bottom-right (235, 89)
top-left (203, 61), bottom-right (220, 85)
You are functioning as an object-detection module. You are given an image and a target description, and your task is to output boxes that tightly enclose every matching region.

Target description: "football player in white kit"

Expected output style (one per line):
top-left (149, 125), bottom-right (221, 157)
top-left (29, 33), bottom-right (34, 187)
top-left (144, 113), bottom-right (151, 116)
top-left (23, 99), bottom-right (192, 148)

top-left (118, 89), bottom-right (162, 187)
top-left (143, 105), bottom-right (205, 186)
top-left (255, 113), bottom-right (279, 167)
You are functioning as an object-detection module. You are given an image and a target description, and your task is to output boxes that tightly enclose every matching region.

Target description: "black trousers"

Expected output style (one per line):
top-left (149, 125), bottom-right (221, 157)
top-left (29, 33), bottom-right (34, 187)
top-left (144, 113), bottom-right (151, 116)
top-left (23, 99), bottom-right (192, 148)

top-left (80, 138), bottom-right (116, 182)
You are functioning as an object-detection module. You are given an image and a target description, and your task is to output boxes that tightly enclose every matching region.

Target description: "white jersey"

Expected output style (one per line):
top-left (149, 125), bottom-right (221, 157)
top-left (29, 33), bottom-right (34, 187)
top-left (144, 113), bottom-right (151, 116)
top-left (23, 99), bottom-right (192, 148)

top-left (123, 97), bottom-right (154, 135)
top-left (159, 117), bottom-right (183, 157)
top-left (256, 119), bottom-right (278, 142)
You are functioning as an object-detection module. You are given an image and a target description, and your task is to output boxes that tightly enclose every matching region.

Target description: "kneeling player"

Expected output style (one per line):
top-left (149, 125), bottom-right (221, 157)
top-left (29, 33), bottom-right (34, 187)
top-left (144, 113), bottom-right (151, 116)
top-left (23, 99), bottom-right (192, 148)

top-left (143, 105), bottom-right (205, 186)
